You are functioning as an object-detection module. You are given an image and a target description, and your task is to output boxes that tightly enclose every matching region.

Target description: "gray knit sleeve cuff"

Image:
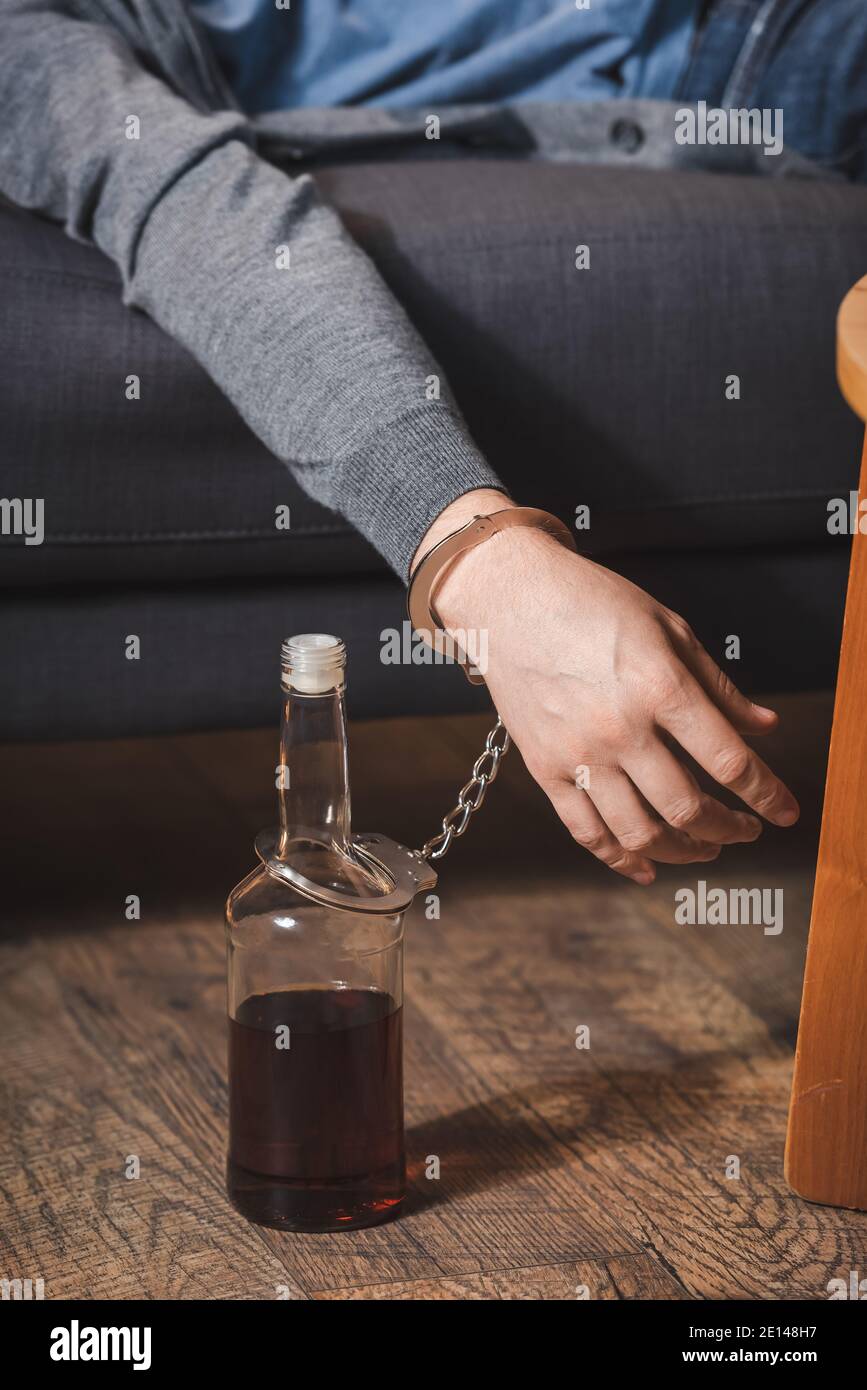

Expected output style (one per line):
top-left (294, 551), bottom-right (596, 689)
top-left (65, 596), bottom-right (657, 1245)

top-left (302, 404), bottom-right (505, 581)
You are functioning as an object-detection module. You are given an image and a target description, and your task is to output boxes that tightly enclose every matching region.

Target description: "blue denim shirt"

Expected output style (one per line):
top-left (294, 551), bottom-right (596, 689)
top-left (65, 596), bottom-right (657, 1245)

top-left (192, 0), bottom-right (700, 113)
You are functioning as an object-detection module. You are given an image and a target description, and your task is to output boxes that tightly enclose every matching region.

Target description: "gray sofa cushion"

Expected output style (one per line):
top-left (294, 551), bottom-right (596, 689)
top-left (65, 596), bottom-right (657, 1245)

top-left (0, 547), bottom-right (849, 740)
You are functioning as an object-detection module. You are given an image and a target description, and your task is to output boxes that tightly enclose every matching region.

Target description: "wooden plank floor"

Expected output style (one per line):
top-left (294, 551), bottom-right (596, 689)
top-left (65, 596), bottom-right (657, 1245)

top-left (2, 692), bottom-right (866, 1301)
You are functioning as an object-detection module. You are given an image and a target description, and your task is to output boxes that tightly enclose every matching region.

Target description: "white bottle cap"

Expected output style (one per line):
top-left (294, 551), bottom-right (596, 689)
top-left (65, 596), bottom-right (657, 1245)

top-left (281, 634), bottom-right (346, 694)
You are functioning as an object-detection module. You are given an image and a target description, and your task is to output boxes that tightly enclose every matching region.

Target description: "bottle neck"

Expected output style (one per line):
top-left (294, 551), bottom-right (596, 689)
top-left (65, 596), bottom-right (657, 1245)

top-left (277, 686), bottom-right (352, 856)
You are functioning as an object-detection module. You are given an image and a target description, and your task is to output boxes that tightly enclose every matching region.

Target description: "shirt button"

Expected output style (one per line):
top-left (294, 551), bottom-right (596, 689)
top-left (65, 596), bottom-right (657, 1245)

top-left (610, 118), bottom-right (644, 154)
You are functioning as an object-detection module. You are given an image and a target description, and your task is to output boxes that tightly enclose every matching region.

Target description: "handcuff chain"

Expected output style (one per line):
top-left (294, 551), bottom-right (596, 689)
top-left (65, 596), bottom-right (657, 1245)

top-left (420, 718), bottom-right (511, 861)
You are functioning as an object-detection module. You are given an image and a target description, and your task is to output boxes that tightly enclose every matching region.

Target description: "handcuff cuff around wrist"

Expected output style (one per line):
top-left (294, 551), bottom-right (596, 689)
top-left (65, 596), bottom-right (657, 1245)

top-left (407, 505), bottom-right (577, 685)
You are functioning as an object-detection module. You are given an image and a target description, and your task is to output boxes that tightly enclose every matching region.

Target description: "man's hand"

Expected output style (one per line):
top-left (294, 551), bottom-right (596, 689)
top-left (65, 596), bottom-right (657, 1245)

top-left (415, 491), bottom-right (799, 885)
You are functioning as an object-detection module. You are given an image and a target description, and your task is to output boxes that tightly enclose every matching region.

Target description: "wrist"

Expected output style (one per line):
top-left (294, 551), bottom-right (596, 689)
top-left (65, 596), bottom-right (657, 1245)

top-left (434, 514), bottom-right (565, 631)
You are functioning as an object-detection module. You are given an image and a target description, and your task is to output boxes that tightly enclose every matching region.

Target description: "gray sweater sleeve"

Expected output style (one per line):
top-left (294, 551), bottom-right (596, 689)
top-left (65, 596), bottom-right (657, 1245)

top-left (0, 2), bottom-right (502, 578)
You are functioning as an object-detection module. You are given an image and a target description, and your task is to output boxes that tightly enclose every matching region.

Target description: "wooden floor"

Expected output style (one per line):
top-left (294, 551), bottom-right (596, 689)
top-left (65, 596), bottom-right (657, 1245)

top-left (2, 693), bottom-right (866, 1301)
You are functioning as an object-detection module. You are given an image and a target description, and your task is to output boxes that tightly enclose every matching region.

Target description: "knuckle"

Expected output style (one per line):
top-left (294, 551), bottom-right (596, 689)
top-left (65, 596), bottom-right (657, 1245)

top-left (607, 850), bottom-right (635, 873)
top-left (593, 709), bottom-right (632, 749)
top-left (751, 784), bottom-right (783, 816)
top-left (572, 826), bottom-right (610, 856)
top-left (712, 744), bottom-right (751, 785)
top-left (526, 754), bottom-right (557, 788)
top-left (645, 664), bottom-right (689, 709)
top-left (667, 612), bottom-right (696, 645)
top-left (665, 794), bottom-right (704, 831)
top-left (618, 824), bottom-right (659, 853)
top-left (713, 665), bottom-right (742, 707)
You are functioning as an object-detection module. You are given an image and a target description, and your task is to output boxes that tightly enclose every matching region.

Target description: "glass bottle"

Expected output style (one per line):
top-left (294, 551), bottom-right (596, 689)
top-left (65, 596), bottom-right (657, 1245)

top-left (225, 634), bottom-right (411, 1232)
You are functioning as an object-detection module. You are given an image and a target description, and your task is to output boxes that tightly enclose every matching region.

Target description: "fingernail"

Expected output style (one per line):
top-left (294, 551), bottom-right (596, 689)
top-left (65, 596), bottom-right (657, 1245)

top-left (751, 703), bottom-right (777, 719)
top-left (744, 816), bottom-right (763, 838)
top-left (776, 805), bottom-right (799, 826)
top-left (633, 870), bottom-right (655, 886)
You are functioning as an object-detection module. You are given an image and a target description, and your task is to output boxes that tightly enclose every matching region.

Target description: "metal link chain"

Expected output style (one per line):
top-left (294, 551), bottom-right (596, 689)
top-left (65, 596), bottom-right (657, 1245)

top-left (420, 718), bottom-right (511, 861)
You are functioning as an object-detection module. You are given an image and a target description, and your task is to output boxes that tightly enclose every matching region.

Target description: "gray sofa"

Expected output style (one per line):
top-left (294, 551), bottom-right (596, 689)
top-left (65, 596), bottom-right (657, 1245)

top-left (2, 160), bottom-right (866, 739)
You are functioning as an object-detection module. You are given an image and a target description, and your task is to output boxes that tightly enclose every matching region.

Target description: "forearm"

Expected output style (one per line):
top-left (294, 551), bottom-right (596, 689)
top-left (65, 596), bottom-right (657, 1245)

top-left (130, 139), bottom-right (500, 577)
top-left (0, 1), bottom-right (501, 578)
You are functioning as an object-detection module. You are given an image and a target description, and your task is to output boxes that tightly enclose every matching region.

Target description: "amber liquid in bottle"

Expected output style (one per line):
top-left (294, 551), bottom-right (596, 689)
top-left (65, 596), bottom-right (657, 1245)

top-left (227, 986), bottom-right (404, 1231)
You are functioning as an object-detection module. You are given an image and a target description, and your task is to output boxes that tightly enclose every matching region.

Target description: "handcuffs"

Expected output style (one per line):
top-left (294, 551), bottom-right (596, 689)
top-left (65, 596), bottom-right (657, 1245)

top-left (407, 505), bottom-right (577, 684)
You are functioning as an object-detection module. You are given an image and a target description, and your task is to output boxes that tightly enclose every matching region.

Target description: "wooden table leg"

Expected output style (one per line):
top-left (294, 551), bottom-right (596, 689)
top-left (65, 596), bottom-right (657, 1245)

top-left (785, 430), bottom-right (867, 1208)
